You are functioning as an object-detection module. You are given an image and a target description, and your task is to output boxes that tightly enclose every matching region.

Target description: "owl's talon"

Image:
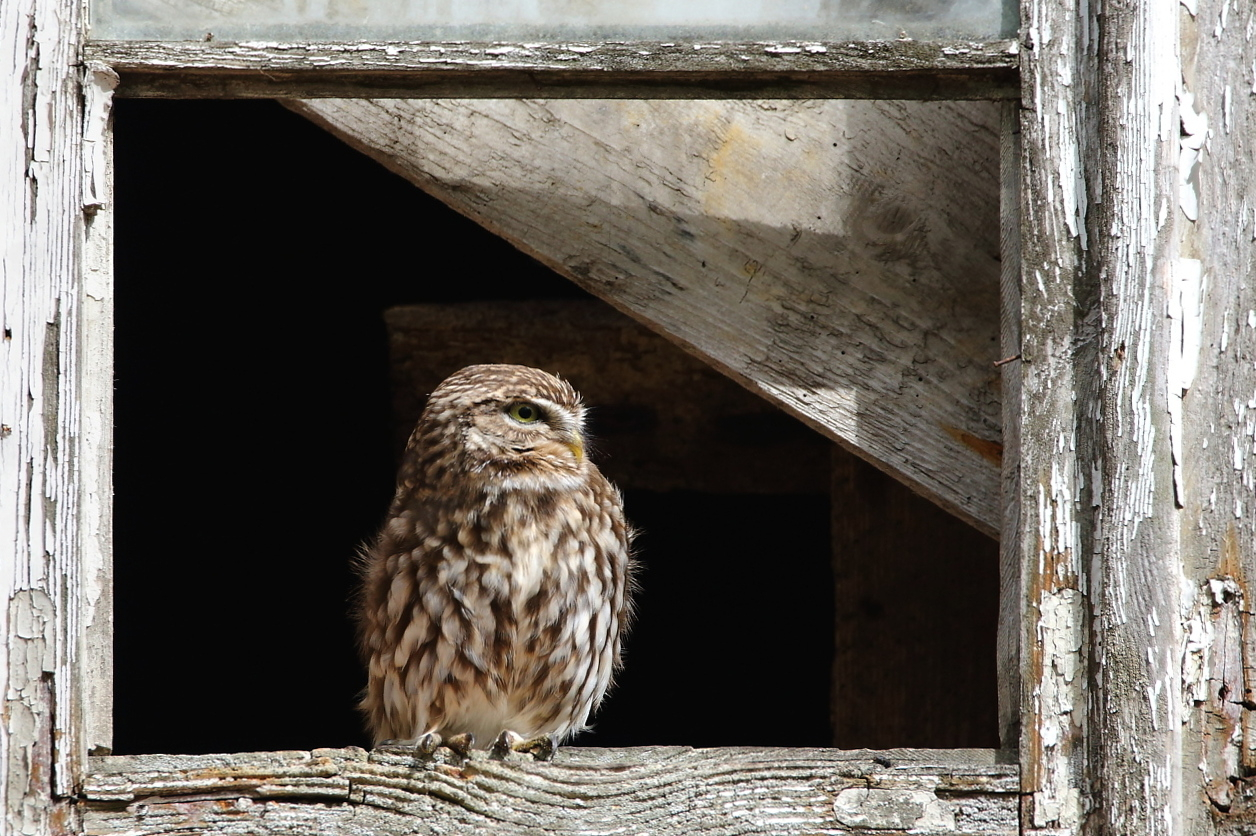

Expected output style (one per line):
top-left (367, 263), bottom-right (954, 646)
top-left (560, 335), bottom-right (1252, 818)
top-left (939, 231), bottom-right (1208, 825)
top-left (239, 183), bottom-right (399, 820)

top-left (415, 732), bottom-right (441, 756)
top-left (444, 732), bottom-right (475, 757)
top-left (490, 730), bottom-right (556, 761)
top-left (523, 734), bottom-right (557, 761)
top-left (490, 730), bottom-right (524, 758)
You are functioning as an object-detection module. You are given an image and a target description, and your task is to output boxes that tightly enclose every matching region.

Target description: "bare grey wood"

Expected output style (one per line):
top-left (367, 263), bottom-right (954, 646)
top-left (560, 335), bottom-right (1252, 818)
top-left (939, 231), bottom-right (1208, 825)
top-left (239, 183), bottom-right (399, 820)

top-left (995, 101), bottom-right (1021, 754)
top-left (1014, 0), bottom-right (1095, 830)
top-left (385, 301), bottom-right (831, 495)
top-left (1015, 0), bottom-right (1239, 830)
top-left (2, 0), bottom-right (106, 829)
top-left (1085, 0), bottom-right (1182, 832)
top-left (290, 97), bottom-right (1004, 536)
top-left (83, 746), bottom-right (1018, 835)
top-left (1175, 0), bottom-right (1256, 831)
top-left (87, 38), bottom-right (1020, 100)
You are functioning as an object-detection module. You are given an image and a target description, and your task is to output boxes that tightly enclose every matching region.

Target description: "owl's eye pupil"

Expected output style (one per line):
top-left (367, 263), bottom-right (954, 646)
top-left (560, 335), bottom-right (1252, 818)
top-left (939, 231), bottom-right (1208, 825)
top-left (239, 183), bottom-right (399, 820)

top-left (509, 403), bottom-right (540, 423)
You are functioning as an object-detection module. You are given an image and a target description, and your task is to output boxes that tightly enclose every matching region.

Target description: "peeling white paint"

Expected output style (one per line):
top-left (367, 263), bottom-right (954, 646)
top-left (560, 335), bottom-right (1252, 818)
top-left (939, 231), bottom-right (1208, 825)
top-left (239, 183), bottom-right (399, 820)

top-left (1168, 259), bottom-right (1205, 506)
top-left (1183, 580), bottom-right (1243, 701)
top-left (80, 66), bottom-right (117, 756)
top-left (1178, 87), bottom-right (1208, 222)
top-left (1182, 587), bottom-right (1214, 705)
top-left (1034, 584), bottom-right (1086, 829)
top-left (1184, 578), bottom-right (1248, 811)
top-left (81, 63), bottom-right (118, 211)
top-left (1028, 373), bottom-right (1087, 831)
top-left (3, 0), bottom-right (96, 810)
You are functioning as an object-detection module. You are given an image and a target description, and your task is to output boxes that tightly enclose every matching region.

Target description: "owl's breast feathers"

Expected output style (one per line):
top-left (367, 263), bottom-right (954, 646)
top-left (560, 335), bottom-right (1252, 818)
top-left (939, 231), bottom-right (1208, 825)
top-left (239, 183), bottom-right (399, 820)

top-left (359, 465), bottom-right (631, 745)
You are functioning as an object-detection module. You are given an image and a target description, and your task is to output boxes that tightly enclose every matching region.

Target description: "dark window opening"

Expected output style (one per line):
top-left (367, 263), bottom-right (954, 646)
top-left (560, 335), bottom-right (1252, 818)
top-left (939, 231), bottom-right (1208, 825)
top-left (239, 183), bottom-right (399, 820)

top-left (112, 99), bottom-right (996, 756)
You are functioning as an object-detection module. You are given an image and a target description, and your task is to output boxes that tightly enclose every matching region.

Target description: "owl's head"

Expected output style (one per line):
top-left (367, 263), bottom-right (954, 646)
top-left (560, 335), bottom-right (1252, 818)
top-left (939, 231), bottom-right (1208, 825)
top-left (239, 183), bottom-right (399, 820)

top-left (414, 364), bottom-right (591, 490)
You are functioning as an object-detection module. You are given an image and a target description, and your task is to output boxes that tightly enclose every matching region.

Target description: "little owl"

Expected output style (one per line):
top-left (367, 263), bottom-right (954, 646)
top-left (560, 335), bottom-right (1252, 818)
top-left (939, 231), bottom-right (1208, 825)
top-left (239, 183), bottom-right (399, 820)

top-left (357, 363), bottom-right (633, 757)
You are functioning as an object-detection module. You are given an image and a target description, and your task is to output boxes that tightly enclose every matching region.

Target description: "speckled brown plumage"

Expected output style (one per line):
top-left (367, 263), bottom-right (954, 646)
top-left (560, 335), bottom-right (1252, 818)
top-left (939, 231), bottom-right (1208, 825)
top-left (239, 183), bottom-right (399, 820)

top-left (356, 364), bottom-right (634, 750)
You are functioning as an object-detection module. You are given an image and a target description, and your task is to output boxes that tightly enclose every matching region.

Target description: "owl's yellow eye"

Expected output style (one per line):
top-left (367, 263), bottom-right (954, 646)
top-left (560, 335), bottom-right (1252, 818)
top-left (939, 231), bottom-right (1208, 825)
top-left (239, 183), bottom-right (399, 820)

top-left (506, 402), bottom-right (542, 424)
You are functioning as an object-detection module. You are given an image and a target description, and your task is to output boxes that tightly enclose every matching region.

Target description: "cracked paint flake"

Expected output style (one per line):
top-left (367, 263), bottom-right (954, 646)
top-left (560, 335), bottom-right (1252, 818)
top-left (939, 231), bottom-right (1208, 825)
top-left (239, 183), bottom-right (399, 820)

top-left (1168, 259), bottom-right (1204, 506)
top-left (81, 63), bottom-right (118, 211)
top-left (1178, 87), bottom-right (1207, 221)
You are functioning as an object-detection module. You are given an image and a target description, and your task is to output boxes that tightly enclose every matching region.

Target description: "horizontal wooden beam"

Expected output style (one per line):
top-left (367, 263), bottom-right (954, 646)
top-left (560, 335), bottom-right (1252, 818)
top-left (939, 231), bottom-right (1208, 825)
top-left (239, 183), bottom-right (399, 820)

top-left (83, 746), bottom-right (1018, 835)
top-left (86, 38), bottom-right (1019, 99)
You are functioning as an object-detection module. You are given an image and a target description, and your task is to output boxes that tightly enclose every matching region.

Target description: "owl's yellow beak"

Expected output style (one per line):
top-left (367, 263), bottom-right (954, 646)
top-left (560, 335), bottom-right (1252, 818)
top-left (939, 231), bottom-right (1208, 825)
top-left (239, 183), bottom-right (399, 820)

top-left (567, 432), bottom-right (585, 463)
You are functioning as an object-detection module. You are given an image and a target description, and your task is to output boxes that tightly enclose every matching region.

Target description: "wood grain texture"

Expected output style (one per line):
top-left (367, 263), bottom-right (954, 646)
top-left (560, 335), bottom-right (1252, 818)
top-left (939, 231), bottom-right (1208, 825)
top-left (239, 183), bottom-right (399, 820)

top-left (1016, 0), bottom-right (1238, 832)
top-left (2, 0), bottom-right (102, 830)
top-left (995, 102), bottom-right (1021, 755)
top-left (1086, 0), bottom-right (1182, 832)
top-left (289, 97), bottom-right (1004, 536)
top-left (82, 746), bottom-right (1018, 835)
top-left (1015, 0), bottom-right (1096, 830)
top-left (87, 38), bottom-right (1020, 100)
top-left (1175, 0), bottom-right (1256, 831)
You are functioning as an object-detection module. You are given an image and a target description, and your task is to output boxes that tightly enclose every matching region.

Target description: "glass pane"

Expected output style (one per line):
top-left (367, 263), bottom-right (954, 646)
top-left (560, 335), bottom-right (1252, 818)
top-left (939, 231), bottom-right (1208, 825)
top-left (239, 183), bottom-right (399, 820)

top-left (92, 0), bottom-right (1016, 42)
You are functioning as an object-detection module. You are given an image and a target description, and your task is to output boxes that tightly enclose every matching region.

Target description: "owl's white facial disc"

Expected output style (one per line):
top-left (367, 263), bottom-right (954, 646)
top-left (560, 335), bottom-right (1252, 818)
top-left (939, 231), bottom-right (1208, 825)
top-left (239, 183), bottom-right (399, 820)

top-left (464, 396), bottom-right (587, 488)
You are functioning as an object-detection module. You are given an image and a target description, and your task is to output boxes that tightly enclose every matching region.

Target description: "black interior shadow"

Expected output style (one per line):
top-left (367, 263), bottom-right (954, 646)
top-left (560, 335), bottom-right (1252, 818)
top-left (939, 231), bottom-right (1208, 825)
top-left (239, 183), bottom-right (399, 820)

top-left (111, 99), bottom-right (834, 755)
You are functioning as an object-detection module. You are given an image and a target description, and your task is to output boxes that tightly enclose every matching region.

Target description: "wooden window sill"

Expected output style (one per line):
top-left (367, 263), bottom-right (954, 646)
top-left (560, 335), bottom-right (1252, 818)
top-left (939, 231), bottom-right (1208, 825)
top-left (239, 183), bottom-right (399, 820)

top-left (84, 746), bottom-right (1018, 834)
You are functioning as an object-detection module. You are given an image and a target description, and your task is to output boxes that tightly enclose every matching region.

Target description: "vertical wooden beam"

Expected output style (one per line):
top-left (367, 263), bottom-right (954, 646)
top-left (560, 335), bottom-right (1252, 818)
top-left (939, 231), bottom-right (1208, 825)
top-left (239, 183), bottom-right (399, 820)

top-left (2, 0), bottom-right (102, 832)
top-left (81, 64), bottom-right (119, 760)
top-left (1020, 0), bottom-right (1185, 832)
top-left (1088, 0), bottom-right (1183, 832)
top-left (1175, 0), bottom-right (1256, 831)
top-left (997, 101), bottom-right (1022, 755)
top-left (1017, 0), bottom-right (1096, 829)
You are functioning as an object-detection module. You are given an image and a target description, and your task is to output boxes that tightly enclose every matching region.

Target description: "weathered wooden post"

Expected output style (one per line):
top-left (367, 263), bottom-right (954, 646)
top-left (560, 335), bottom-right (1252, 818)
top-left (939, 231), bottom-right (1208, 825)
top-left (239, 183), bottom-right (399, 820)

top-left (1018, 0), bottom-right (1256, 832)
top-left (3, 0), bottom-right (115, 831)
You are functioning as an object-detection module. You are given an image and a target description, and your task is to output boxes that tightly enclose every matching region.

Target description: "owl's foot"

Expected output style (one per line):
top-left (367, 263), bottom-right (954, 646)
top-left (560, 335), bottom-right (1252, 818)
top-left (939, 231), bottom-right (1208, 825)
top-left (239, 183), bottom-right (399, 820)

top-left (490, 730), bottom-right (556, 761)
top-left (444, 732), bottom-right (476, 758)
top-left (374, 734), bottom-right (442, 758)
top-left (415, 732), bottom-right (441, 756)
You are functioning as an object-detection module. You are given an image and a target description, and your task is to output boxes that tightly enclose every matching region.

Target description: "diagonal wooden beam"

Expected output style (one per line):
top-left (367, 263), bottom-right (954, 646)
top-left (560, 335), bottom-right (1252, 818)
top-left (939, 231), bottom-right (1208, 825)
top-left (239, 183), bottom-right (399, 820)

top-left (290, 98), bottom-right (1003, 535)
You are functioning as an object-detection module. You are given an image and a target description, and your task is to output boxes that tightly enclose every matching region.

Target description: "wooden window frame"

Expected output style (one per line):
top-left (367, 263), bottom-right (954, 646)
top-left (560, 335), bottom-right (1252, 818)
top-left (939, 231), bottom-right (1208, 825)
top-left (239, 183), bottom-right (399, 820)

top-left (6, 0), bottom-right (1254, 831)
top-left (83, 37), bottom-right (1019, 100)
